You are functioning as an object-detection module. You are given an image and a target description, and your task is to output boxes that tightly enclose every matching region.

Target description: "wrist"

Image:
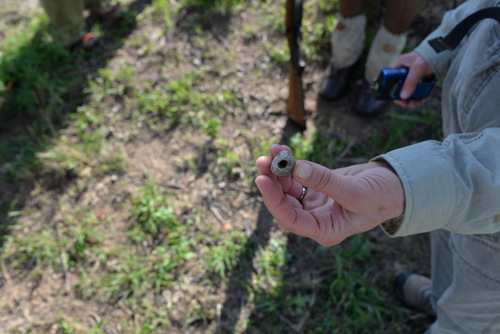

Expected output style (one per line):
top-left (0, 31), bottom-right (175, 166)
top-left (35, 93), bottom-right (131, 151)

top-left (371, 159), bottom-right (406, 218)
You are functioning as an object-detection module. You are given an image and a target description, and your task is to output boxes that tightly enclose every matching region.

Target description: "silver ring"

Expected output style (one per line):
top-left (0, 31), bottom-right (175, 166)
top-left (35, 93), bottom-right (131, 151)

top-left (298, 186), bottom-right (307, 202)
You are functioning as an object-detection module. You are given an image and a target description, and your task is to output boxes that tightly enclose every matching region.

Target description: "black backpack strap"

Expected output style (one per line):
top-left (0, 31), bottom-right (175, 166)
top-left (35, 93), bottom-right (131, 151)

top-left (428, 7), bottom-right (500, 53)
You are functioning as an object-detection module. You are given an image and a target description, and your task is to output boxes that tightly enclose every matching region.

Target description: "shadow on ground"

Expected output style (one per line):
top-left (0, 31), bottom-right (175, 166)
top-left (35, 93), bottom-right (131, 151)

top-left (218, 112), bottom-right (433, 333)
top-left (0, 0), bottom-right (151, 246)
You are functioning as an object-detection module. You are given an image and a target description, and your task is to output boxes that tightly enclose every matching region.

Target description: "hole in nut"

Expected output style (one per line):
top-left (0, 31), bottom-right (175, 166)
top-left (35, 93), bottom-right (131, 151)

top-left (278, 160), bottom-right (288, 169)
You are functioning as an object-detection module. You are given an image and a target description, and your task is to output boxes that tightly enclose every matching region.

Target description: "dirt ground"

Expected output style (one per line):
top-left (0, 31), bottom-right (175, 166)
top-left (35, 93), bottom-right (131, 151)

top-left (0, 0), bottom-right (462, 332)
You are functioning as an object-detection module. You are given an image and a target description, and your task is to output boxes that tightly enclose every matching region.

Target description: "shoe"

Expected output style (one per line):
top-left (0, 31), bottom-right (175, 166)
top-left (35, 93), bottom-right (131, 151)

top-left (395, 273), bottom-right (436, 317)
top-left (318, 64), bottom-right (354, 101)
top-left (354, 80), bottom-right (387, 117)
top-left (89, 5), bottom-right (125, 22)
top-left (70, 32), bottom-right (99, 51)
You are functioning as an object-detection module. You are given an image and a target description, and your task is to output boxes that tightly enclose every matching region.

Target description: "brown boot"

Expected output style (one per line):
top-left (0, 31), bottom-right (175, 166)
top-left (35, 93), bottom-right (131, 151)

top-left (395, 273), bottom-right (436, 317)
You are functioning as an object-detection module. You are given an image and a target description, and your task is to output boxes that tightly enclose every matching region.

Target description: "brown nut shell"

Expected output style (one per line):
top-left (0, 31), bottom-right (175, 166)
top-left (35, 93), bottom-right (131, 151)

top-left (270, 150), bottom-right (295, 177)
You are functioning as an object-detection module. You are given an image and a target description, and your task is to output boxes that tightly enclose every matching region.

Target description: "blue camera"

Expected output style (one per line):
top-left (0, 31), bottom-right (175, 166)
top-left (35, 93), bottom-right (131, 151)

top-left (372, 67), bottom-right (436, 100)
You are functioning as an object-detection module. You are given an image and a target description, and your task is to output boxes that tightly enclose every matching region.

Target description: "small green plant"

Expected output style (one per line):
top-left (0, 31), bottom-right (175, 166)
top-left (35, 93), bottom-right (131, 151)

top-left (86, 65), bottom-right (136, 104)
top-left (256, 235), bottom-right (289, 289)
top-left (216, 147), bottom-right (241, 181)
top-left (56, 313), bottom-right (76, 334)
top-left (315, 236), bottom-right (390, 332)
top-left (288, 132), bottom-right (314, 160)
top-left (247, 235), bottom-right (393, 333)
top-left (130, 183), bottom-right (181, 241)
top-left (202, 117), bottom-right (221, 138)
top-left (204, 229), bottom-right (248, 279)
top-left (149, 0), bottom-right (175, 28)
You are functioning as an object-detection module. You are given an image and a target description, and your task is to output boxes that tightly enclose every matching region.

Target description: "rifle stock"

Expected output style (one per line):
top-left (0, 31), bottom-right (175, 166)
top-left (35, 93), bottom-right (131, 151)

top-left (285, 0), bottom-right (306, 128)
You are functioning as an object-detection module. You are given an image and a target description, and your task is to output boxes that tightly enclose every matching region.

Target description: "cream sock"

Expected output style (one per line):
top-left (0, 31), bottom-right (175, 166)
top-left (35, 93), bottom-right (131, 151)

top-left (365, 25), bottom-right (407, 83)
top-left (331, 14), bottom-right (367, 69)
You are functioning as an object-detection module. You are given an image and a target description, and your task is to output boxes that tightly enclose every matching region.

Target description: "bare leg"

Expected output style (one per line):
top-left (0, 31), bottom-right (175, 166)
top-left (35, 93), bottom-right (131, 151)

top-left (384, 0), bottom-right (421, 34)
top-left (339, 0), bottom-right (366, 18)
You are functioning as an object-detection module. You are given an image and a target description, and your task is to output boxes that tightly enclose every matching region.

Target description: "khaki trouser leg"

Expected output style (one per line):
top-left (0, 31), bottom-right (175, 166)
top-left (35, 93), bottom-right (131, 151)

top-left (427, 231), bottom-right (500, 333)
top-left (39, 0), bottom-right (102, 47)
top-left (39, 0), bottom-right (86, 47)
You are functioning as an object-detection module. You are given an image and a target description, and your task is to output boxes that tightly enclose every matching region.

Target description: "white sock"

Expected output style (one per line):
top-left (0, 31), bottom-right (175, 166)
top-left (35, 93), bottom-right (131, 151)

top-left (365, 25), bottom-right (407, 83)
top-left (331, 14), bottom-right (366, 69)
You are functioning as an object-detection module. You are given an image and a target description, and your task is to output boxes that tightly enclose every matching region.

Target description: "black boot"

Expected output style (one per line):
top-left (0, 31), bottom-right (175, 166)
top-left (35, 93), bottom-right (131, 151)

top-left (354, 80), bottom-right (387, 117)
top-left (318, 64), bottom-right (354, 101)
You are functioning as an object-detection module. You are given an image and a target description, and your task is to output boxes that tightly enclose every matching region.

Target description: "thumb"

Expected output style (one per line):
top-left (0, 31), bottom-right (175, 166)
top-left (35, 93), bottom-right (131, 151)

top-left (400, 59), bottom-right (434, 100)
top-left (399, 67), bottom-right (422, 100)
top-left (293, 161), bottom-right (354, 203)
top-left (293, 160), bottom-right (405, 221)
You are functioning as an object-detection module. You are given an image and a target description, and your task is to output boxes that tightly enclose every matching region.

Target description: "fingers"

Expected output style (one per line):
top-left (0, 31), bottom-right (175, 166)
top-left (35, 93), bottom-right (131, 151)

top-left (394, 98), bottom-right (425, 108)
top-left (399, 67), bottom-right (423, 100)
top-left (254, 174), bottom-right (306, 227)
top-left (256, 155), bottom-right (273, 177)
top-left (269, 144), bottom-right (292, 157)
top-left (392, 51), bottom-right (435, 101)
top-left (256, 145), bottom-right (306, 202)
top-left (255, 174), bottom-right (330, 244)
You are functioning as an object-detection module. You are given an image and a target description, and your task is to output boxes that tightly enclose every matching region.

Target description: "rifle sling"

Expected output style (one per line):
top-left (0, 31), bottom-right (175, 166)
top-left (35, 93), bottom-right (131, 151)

top-left (428, 7), bottom-right (500, 53)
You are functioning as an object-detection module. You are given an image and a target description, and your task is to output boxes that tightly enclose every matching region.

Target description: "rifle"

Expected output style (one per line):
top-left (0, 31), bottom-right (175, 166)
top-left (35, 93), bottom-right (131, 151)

top-left (285, 0), bottom-right (306, 129)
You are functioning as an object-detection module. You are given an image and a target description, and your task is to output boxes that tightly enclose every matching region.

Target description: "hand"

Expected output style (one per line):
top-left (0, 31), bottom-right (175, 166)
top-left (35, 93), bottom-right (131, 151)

top-left (255, 145), bottom-right (405, 246)
top-left (393, 51), bottom-right (435, 108)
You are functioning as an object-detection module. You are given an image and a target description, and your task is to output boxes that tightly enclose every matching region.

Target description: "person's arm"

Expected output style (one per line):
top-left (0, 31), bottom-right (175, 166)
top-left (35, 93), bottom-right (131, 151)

top-left (376, 127), bottom-right (500, 237)
top-left (256, 128), bottom-right (500, 244)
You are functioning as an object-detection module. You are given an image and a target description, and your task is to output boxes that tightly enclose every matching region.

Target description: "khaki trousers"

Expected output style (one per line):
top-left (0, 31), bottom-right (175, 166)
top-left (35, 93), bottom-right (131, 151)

top-left (39, 0), bottom-right (101, 47)
top-left (428, 230), bottom-right (500, 333)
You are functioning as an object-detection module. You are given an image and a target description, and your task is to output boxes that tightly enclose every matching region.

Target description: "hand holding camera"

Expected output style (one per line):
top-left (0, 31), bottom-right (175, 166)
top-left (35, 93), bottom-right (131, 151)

top-left (372, 67), bottom-right (436, 100)
top-left (372, 51), bottom-right (436, 107)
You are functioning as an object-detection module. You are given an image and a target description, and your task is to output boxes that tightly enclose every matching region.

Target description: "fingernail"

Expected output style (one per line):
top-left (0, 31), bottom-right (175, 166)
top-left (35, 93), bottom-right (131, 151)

top-left (400, 90), bottom-right (409, 100)
top-left (295, 162), bottom-right (311, 179)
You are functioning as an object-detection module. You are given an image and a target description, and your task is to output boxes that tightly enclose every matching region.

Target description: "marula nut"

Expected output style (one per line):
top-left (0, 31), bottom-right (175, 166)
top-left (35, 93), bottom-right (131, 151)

top-left (270, 150), bottom-right (295, 177)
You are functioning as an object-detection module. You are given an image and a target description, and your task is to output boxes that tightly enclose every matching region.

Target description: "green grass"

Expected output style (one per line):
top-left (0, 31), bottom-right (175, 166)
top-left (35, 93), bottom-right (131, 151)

top-left (358, 107), bottom-right (443, 157)
top-left (245, 235), bottom-right (397, 333)
top-left (0, 17), bottom-right (83, 183)
top-left (134, 72), bottom-right (241, 134)
top-left (204, 229), bottom-right (248, 279)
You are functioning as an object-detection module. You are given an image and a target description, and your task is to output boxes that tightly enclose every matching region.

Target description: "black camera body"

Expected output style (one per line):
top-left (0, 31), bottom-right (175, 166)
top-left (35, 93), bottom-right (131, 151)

top-left (372, 67), bottom-right (436, 101)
